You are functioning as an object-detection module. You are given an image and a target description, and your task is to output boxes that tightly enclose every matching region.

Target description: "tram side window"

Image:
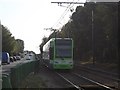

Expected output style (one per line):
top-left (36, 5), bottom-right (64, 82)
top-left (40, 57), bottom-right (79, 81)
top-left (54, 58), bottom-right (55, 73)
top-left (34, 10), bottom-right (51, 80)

top-left (49, 47), bottom-right (54, 60)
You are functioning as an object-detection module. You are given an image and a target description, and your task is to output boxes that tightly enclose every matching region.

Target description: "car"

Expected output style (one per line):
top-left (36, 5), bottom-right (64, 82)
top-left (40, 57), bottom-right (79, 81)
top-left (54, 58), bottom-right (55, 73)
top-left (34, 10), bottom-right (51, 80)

top-left (29, 54), bottom-right (32, 56)
top-left (2, 52), bottom-right (10, 64)
top-left (26, 55), bottom-right (31, 60)
top-left (10, 56), bottom-right (14, 62)
top-left (0, 60), bottom-right (1, 66)
top-left (13, 56), bottom-right (17, 61)
top-left (20, 54), bottom-right (24, 58)
top-left (0, 52), bottom-right (2, 66)
top-left (16, 56), bottom-right (21, 60)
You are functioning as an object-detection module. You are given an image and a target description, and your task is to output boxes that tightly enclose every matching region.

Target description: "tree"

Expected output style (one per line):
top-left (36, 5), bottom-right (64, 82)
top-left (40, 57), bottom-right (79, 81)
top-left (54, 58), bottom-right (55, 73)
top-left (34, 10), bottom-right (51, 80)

top-left (2, 25), bottom-right (15, 54)
top-left (39, 36), bottom-right (48, 53)
top-left (16, 39), bottom-right (24, 53)
top-left (2, 25), bottom-right (24, 55)
top-left (59, 2), bottom-right (118, 63)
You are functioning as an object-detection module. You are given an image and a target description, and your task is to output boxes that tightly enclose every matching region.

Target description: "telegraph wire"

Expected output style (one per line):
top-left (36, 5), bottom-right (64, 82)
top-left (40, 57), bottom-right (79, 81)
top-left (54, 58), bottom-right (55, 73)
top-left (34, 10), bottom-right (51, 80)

top-left (52, 0), bottom-right (75, 29)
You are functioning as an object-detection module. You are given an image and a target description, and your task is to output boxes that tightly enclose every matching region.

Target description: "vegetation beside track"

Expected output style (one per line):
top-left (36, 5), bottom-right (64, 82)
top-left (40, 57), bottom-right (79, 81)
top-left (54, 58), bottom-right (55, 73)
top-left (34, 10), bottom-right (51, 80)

top-left (79, 61), bottom-right (118, 73)
top-left (19, 73), bottom-right (47, 88)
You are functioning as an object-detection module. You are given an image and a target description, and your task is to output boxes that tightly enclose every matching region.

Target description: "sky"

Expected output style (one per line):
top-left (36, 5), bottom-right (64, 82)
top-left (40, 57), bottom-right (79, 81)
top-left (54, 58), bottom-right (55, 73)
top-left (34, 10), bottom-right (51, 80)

top-left (0, 0), bottom-right (87, 54)
top-left (0, 0), bottom-right (119, 54)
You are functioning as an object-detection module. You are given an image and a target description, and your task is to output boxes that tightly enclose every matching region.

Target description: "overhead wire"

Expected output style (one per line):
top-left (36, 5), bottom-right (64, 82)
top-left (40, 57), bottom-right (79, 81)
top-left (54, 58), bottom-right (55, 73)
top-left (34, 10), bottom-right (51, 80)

top-left (52, 0), bottom-right (75, 29)
top-left (52, 4), bottom-right (72, 28)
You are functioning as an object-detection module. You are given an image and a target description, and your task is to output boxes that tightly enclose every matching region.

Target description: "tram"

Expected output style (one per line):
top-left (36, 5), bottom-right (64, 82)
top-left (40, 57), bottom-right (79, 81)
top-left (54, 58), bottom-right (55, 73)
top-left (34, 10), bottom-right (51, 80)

top-left (42, 38), bottom-right (74, 69)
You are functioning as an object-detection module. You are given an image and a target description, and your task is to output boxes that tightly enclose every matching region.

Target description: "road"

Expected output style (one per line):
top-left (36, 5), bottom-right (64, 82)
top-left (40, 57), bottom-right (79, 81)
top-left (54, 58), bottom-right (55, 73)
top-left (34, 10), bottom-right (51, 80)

top-left (2, 54), bottom-right (36, 74)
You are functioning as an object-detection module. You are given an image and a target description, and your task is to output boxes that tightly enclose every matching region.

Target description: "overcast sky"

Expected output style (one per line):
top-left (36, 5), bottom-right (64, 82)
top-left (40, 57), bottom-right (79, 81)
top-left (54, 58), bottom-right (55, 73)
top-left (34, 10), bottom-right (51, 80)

top-left (0, 0), bottom-right (86, 53)
top-left (1, 0), bottom-right (118, 53)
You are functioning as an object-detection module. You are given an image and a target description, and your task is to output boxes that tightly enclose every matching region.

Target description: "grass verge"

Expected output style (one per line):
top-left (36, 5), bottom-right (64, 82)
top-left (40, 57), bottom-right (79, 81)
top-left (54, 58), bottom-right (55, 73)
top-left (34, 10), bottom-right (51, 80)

top-left (19, 72), bottom-right (47, 89)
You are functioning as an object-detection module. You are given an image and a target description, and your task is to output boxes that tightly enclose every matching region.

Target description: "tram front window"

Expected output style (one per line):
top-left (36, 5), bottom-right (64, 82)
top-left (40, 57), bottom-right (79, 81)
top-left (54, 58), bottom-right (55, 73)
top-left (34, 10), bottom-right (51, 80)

top-left (55, 46), bottom-right (72, 58)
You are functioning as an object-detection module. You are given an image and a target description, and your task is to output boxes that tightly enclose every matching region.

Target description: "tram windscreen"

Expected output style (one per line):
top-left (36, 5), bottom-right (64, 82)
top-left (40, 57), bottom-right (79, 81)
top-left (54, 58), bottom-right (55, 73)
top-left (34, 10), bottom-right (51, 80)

top-left (55, 46), bottom-right (72, 58)
top-left (55, 40), bottom-right (72, 58)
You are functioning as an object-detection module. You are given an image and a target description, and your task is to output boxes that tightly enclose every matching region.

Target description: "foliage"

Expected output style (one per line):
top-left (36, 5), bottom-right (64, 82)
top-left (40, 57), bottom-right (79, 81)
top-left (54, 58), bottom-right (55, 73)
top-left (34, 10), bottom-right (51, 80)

top-left (40, 2), bottom-right (118, 63)
top-left (39, 36), bottom-right (48, 53)
top-left (2, 25), bottom-right (24, 55)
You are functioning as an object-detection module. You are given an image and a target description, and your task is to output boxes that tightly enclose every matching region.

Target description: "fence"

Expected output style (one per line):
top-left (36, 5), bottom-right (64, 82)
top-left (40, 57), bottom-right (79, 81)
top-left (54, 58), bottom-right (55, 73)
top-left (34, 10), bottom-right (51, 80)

top-left (2, 60), bottom-right (39, 89)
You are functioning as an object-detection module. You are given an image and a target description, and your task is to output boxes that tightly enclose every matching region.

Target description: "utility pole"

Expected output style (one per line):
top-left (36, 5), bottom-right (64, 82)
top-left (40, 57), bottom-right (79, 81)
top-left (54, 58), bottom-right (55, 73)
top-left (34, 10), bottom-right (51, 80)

top-left (44, 28), bottom-right (58, 46)
top-left (44, 28), bottom-right (58, 39)
top-left (51, 1), bottom-right (96, 65)
top-left (118, 1), bottom-right (120, 89)
top-left (91, 9), bottom-right (95, 65)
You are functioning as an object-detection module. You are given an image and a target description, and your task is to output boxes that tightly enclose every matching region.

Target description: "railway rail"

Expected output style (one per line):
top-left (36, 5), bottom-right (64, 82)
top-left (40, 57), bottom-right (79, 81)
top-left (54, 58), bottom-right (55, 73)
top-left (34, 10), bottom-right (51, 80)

top-left (75, 64), bottom-right (118, 79)
top-left (43, 61), bottom-right (115, 90)
top-left (55, 71), bottom-right (115, 90)
top-left (72, 72), bottom-right (116, 90)
top-left (56, 72), bottom-right (80, 90)
top-left (74, 65), bottom-right (119, 89)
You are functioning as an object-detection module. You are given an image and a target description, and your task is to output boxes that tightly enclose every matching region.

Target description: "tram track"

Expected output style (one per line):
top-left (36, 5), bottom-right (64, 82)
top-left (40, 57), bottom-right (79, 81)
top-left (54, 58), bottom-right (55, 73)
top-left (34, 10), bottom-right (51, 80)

top-left (75, 67), bottom-right (119, 82)
top-left (74, 65), bottom-right (119, 89)
top-left (75, 65), bottom-right (118, 79)
top-left (55, 71), bottom-right (115, 90)
top-left (43, 62), bottom-right (82, 89)
top-left (56, 72), bottom-right (81, 90)
top-left (42, 60), bottom-right (117, 89)
top-left (72, 72), bottom-right (115, 90)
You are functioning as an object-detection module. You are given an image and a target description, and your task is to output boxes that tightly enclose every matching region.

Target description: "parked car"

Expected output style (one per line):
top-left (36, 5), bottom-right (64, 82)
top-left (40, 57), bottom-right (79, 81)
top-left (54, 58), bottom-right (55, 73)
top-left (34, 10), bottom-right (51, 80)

top-left (0, 60), bottom-right (1, 66)
top-left (2, 52), bottom-right (10, 64)
top-left (0, 53), bottom-right (1, 66)
top-left (29, 54), bottom-right (32, 56)
top-left (26, 55), bottom-right (31, 60)
top-left (10, 56), bottom-right (14, 62)
top-left (16, 56), bottom-right (21, 60)
top-left (13, 56), bottom-right (17, 61)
